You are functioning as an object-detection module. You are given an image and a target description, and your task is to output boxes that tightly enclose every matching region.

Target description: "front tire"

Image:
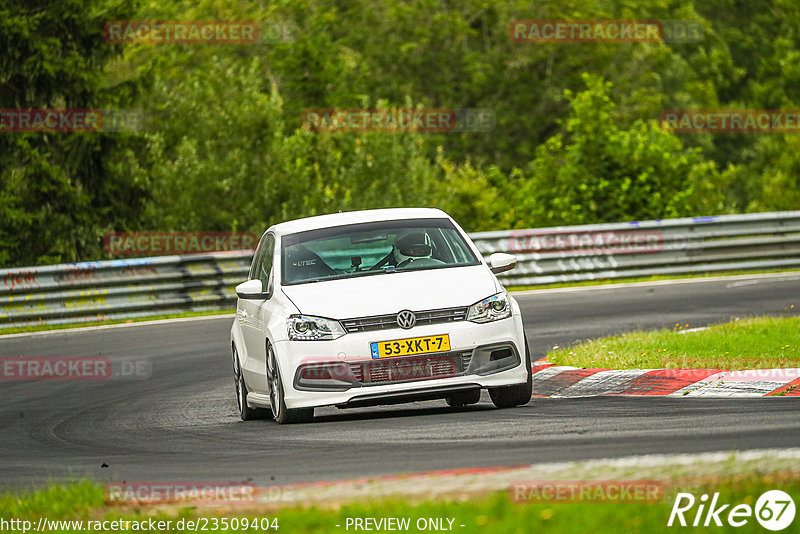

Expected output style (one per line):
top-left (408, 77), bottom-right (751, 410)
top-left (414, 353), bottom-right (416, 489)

top-left (233, 345), bottom-right (270, 421)
top-left (266, 342), bottom-right (314, 424)
top-left (489, 334), bottom-right (533, 409)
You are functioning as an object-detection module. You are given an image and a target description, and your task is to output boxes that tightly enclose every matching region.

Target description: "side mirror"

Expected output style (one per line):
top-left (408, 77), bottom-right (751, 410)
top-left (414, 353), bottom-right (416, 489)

top-left (488, 252), bottom-right (517, 274)
top-left (235, 279), bottom-right (267, 299)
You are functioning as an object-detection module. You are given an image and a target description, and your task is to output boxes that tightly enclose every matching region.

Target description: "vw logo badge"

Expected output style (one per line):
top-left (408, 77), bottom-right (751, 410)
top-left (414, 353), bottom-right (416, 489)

top-left (396, 310), bottom-right (416, 329)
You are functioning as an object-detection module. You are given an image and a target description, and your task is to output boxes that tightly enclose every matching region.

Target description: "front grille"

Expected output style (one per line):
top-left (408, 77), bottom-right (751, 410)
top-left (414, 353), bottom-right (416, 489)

top-left (349, 351), bottom-right (472, 385)
top-left (341, 306), bottom-right (469, 334)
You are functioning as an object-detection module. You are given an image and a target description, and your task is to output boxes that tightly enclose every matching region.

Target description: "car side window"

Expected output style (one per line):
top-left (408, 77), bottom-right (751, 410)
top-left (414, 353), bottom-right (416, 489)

top-left (249, 237), bottom-right (265, 280)
top-left (249, 233), bottom-right (275, 288)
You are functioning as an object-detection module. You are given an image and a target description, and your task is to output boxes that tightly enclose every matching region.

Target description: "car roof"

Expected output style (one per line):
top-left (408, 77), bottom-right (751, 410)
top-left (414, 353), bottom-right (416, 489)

top-left (269, 208), bottom-right (451, 236)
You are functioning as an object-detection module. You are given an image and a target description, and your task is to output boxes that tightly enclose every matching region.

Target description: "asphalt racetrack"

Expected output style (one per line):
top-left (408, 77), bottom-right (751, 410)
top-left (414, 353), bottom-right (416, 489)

top-left (1, 273), bottom-right (798, 488)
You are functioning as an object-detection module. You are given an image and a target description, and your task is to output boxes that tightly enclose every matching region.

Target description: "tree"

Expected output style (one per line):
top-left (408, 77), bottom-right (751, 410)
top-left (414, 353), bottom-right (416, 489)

top-left (509, 74), bottom-right (731, 228)
top-left (0, 0), bottom-right (146, 267)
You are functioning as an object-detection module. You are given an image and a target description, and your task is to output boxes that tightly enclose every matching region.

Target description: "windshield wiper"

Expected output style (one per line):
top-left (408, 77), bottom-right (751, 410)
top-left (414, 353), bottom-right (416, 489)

top-left (291, 265), bottom-right (409, 285)
top-left (307, 269), bottom-right (393, 283)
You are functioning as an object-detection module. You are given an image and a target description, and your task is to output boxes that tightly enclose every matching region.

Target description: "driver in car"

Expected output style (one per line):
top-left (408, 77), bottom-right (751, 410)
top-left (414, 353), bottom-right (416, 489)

top-left (390, 232), bottom-right (441, 268)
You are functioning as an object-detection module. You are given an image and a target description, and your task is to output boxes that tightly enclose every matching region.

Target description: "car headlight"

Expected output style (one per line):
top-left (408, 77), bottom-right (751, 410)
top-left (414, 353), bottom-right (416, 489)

top-left (466, 292), bottom-right (512, 323)
top-left (287, 315), bottom-right (346, 340)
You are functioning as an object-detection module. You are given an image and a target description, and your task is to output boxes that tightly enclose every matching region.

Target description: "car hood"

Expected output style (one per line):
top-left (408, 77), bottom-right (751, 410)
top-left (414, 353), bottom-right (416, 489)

top-left (280, 265), bottom-right (499, 319)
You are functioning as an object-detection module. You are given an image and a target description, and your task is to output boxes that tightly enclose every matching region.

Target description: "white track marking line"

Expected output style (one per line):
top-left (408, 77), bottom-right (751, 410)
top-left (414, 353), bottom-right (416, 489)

top-left (552, 369), bottom-right (651, 397)
top-left (726, 275), bottom-right (800, 288)
top-left (513, 271), bottom-right (800, 295)
top-left (682, 380), bottom-right (789, 397)
top-left (0, 313), bottom-right (234, 339)
top-left (673, 368), bottom-right (800, 396)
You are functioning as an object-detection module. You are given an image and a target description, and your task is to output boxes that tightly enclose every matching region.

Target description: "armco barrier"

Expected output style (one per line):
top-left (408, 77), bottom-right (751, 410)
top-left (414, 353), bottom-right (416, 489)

top-left (0, 251), bottom-right (253, 329)
top-left (471, 211), bottom-right (800, 286)
top-left (2, 211), bottom-right (800, 329)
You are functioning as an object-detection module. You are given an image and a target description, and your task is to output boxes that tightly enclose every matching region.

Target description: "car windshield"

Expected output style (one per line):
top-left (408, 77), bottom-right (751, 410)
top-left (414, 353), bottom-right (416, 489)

top-left (281, 218), bottom-right (480, 285)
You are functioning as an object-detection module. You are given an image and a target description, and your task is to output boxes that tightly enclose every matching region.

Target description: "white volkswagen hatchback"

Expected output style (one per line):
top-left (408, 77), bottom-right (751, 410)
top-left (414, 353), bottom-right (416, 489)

top-left (230, 208), bottom-right (531, 423)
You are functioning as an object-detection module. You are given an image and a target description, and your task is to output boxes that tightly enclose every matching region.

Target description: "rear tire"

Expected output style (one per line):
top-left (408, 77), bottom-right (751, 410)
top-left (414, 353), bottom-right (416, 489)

top-left (489, 334), bottom-right (533, 409)
top-left (445, 389), bottom-right (481, 407)
top-left (232, 345), bottom-right (270, 421)
top-left (267, 342), bottom-right (314, 424)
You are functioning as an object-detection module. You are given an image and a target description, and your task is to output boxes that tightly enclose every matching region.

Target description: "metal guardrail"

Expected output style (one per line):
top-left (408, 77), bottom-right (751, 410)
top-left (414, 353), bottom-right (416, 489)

top-left (471, 210), bottom-right (800, 286)
top-left (2, 211), bottom-right (799, 329)
top-left (0, 251), bottom-right (253, 329)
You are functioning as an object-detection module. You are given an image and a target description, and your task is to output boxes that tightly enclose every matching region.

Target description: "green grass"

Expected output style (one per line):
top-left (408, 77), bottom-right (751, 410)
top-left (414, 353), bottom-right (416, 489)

top-left (2, 475), bottom-right (799, 533)
top-left (0, 309), bottom-right (235, 336)
top-left (549, 316), bottom-right (800, 370)
top-left (506, 267), bottom-right (800, 292)
top-left (0, 481), bottom-right (102, 519)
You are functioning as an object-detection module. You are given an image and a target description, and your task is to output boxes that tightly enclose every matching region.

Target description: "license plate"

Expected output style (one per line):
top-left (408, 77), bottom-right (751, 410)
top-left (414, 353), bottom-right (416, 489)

top-left (370, 334), bottom-right (451, 359)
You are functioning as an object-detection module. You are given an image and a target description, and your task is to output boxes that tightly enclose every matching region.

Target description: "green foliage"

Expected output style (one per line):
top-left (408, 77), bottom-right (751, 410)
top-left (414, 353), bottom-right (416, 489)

top-left (0, 0), bottom-right (145, 266)
top-left (125, 63), bottom-right (442, 232)
top-left (1, 0), bottom-right (799, 267)
top-left (435, 155), bottom-right (510, 232)
top-left (509, 75), bottom-right (730, 227)
top-left (745, 135), bottom-right (800, 212)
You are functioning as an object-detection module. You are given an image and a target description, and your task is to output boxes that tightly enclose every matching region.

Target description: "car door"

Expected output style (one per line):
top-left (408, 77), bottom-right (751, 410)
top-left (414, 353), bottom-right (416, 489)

top-left (239, 232), bottom-right (275, 392)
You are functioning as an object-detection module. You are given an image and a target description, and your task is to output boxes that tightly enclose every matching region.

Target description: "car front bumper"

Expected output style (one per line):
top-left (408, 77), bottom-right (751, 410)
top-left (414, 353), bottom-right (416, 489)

top-left (272, 313), bottom-right (528, 409)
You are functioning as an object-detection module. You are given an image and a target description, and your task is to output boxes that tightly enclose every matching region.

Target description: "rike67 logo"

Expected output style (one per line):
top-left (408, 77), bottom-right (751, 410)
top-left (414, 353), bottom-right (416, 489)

top-left (668, 490), bottom-right (796, 531)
